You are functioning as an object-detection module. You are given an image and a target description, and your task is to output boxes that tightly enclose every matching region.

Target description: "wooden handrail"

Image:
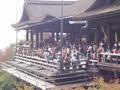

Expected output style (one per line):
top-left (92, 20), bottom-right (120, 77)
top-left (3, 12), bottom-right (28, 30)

top-left (100, 53), bottom-right (120, 56)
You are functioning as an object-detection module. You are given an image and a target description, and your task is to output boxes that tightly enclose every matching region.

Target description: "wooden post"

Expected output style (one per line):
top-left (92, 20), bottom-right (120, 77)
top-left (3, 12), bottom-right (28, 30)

top-left (70, 32), bottom-right (73, 44)
top-left (30, 30), bottom-right (33, 48)
top-left (56, 32), bottom-right (59, 41)
top-left (115, 31), bottom-right (118, 42)
top-left (106, 25), bottom-right (110, 49)
top-left (40, 32), bottom-right (43, 43)
top-left (96, 26), bottom-right (101, 47)
top-left (52, 32), bottom-right (55, 41)
top-left (26, 30), bottom-right (29, 41)
top-left (94, 29), bottom-right (97, 45)
top-left (86, 30), bottom-right (89, 44)
top-left (36, 31), bottom-right (39, 48)
top-left (66, 33), bottom-right (69, 40)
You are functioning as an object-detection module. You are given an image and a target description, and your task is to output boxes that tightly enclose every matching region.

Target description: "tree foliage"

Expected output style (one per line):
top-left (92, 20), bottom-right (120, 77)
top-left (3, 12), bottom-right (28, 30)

top-left (0, 70), bottom-right (16, 90)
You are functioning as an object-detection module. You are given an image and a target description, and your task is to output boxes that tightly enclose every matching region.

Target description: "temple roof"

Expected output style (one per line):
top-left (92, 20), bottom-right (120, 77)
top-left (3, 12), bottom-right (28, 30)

top-left (76, 0), bottom-right (120, 20)
top-left (12, 0), bottom-right (97, 29)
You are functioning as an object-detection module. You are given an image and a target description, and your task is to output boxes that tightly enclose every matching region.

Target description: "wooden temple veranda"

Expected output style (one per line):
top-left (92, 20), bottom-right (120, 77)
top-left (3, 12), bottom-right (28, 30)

top-left (76, 0), bottom-right (120, 79)
top-left (1, 0), bottom-right (120, 89)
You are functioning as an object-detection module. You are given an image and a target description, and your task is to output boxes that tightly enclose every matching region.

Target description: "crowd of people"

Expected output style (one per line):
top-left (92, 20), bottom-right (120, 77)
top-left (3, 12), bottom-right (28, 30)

top-left (16, 39), bottom-right (120, 63)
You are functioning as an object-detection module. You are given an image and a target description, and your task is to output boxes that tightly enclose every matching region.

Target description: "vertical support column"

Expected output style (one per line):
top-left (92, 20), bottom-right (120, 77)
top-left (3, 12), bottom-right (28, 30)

top-left (118, 30), bottom-right (120, 42)
top-left (36, 31), bottom-right (39, 48)
top-left (115, 31), bottom-right (118, 43)
top-left (56, 32), bottom-right (59, 42)
top-left (101, 25), bottom-right (107, 43)
top-left (86, 30), bottom-right (90, 44)
top-left (66, 33), bottom-right (69, 43)
top-left (52, 32), bottom-right (55, 42)
top-left (78, 31), bottom-right (81, 43)
top-left (73, 32), bottom-right (76, 44)
top-left (94, 29), bottom-right (97, 45)
top-left (75, 31), bottom-right (80, 43)
top-left (79, 31), bottom-right (82, 44)
top-left (26, 30), bottom-right (29, 41)
top-left (109, 27), bottom-right (115, 49)
top-left (40, 32), bottom-right (43, 43)
top-left (97, 26), bottom-right (102, 47)
top-left (30, 30), bottom-right (33, 48)
top-left (106, 25), bottom-right (110, 49)
top-left (66, 33), bottom-right (68, 39)
top-left (70, 32), bottom-right (73, 44)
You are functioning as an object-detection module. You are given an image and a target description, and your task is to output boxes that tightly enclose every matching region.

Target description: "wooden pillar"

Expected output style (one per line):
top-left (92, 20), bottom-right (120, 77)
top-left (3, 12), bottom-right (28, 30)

top-left (70, 32), bottom-right (75, 44)
top-left (66, 33), bottom-right (69, 43)
top-left (68, 33), bottom-right (71, 44)
top-left (66, 33), bottom-right (69, 40)
top-left (94, 29), bottom-right (97, 45)
top-left (115, 31), bottom-right (118, 42)
top-left (40, 32), bottom-right (43, 43)
top-left (86, 30), bottom-right (89, 44)
top-left (56, 32), bottom-right (59, 41)
top-left (109, 28), bottom-right (115, 49)
top-left (30, 30), bottom-right (33, 48)
top-left (118, 30), bottom-right (120, 42)
top-left (66, 33), bottom-right (70, 45)
top-left (106, 25), bottom-right (110, 49)
top-left (52, 32), bottom-right (55, 41)
top-left (26, 30), bottom-right (29, 41)
top-left (97, 26), bottom-right (103, 46)
top-left (73, 32), bottom-right (76, 44)
top-left (75, 31), bottom-right (80, 43)
top-left (36, 31), bottom-right (39, 48)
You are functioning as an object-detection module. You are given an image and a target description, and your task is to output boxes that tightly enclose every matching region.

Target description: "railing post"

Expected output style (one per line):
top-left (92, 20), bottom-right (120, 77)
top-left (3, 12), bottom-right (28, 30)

top-left (57, 59), bottom-right (63, 73)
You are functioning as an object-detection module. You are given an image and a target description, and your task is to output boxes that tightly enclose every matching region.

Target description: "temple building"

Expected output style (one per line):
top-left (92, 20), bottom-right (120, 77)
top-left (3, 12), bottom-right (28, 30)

top-left (0, 0), bottom-right (120, 90)
top-left (12, 0), bottom-right (97, 47)
top-left (75, 0), bottom-right (120, 49)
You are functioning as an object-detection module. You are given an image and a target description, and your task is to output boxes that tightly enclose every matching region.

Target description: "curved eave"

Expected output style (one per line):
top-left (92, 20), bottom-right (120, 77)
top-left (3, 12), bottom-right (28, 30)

top-left (12, 0), bottom-right (97, 29)
top-left (12, 21), bottom-right (30, 29)
top-left (86, 0), bottom-right (115, 11)
top-left (75, 4), bottom-right (120, 20)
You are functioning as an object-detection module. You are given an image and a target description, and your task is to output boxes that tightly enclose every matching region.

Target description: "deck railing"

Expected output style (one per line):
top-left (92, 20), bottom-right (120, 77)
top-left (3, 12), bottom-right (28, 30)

top-left (100, 53), bottom-right (120, 64)
top-left (14, 53), bottom-right (88, 73)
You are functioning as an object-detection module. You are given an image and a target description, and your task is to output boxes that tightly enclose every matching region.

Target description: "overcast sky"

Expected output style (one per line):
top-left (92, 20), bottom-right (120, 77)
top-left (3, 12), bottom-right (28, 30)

top-left (0, 0), bottom-right (25, 49)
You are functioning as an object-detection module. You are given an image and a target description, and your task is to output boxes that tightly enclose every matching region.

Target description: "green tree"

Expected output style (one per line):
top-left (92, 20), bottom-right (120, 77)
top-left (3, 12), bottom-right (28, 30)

top-left (0, 70), bottom-right (16, 90)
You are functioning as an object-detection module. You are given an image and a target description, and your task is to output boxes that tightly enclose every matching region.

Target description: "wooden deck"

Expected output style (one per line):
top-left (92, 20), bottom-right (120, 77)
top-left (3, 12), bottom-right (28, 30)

top-left (1, 60), bottom-right (92, 86)
top-left (96, 63), bottom-right (120, 71)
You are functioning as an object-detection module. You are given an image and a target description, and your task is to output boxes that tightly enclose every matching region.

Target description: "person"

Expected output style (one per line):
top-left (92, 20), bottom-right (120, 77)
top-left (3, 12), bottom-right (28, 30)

top-left (92, 41), bottom-right (97, 53)
top-left (64, 54), bottom-right (70, 72)
top-left (44, 47), bottom-right (50, 59)
top-left (97, 42), bottom-right (105, 63)
top-left (87, 45), bottom-right (93, 59)
top-left (56, 52), bottom-right (63, 73)
top-left (70, 49), bottom-right (78, 71)
top-left (112, 42), bottom-right (118, 53)
top-left (99, 41), bottom-right (104, 47)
